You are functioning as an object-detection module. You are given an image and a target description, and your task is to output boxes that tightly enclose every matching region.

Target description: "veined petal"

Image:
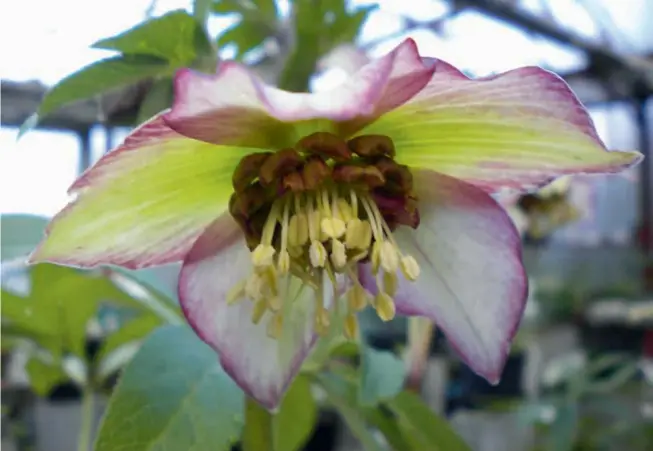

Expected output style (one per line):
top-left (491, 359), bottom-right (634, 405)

top-left (362, 171), bottom-right (528, 382)
top-left (164, 39), bottom-right (434, 148)
top-left (30, 115), bottom-right (248, 269)
top-left (179, 221), bottom-right (322, 410)
top-left (362, 62), bottom-right (642, 193)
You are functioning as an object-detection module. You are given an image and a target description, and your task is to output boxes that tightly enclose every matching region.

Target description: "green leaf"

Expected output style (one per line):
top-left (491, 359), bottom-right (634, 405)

top-left (217, 23), bottom-right (270, 60)
top-left (92, 10), bottom-right (206, 65)
top-left (359, 347), bottom-right (406, 406)
top-left (136, 77), bottom-right (173, 123)
top-left (388, 391), bottom-right (471, 451)
top-left (25, 357), bottom-right (68, 396)
top-left (364, 407), bottom-right (413, 451)
top-left (274, 375), bottom-right (317, 451)
top-left (316, 374), bottom-right (384, 451)
top-left (34, 55), bottom-right (169, 122)
top-left (547, 403), bottom-right (578, 451)
top-left (95, 325), bottom-right (244, 451)
top-left (96, 314), bottom-right (163, 368)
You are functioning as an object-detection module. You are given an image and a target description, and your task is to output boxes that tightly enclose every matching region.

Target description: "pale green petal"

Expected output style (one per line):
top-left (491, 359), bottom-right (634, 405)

top-left (361, 65), bottom-right (642, 193)
top-left (31, 116), bottom-right (249, 269)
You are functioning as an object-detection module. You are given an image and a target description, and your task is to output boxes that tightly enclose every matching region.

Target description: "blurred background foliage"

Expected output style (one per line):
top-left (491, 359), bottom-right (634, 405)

top-left (2, 0), bottom-right (653, 450)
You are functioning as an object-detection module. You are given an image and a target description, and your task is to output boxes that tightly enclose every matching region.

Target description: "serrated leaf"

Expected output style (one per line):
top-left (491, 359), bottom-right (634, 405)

top-left (359, 347), bottom-right (406, 406)
top-left (34, 55), bottom-right (169, 122)
top-left (388, 391), bottom-right (471, 451)
top-left (92, 10), bottom-right (206, 65)
top-left (95, 325), bottom-right (244, 451)
top-left (274, 375), bottom-right (317, 451)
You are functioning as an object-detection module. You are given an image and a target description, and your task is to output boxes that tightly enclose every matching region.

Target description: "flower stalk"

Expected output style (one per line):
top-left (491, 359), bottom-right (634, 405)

top-left (243, 397), bottom-right (274, 451)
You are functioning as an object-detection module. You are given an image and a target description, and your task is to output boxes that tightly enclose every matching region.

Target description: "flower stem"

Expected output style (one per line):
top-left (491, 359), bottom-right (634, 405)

top-left (242, 397), bottom-right (274, 451)
top-left (77, 386), bottom-right (95, 451)
top-left (405, 318), bottom-right (435, 392)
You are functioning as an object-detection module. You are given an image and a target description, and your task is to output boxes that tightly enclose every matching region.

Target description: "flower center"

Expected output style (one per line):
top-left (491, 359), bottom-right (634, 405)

top-left (227, 132), bottom-right (421, 340)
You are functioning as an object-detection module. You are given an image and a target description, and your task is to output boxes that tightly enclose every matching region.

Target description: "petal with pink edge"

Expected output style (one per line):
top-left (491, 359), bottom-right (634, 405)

top-left (30, 115), bottom-right (248, 269)
top-left (361, 62), bottom-right (642, 193)
top-left (361, 170), bottom-right (528, 382)
top-left (164, 39), bottom-right (434, 148)
top-left (179, 221), bottom-right (324, 410)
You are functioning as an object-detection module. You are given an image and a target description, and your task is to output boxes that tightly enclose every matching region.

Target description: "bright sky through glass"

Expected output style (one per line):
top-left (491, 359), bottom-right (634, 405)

top-left (1, 0), bottom-right (647, 218)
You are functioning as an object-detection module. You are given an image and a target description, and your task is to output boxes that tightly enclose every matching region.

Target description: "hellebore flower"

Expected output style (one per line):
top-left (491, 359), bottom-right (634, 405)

top-left (30, 39), bottom-right (642, 409)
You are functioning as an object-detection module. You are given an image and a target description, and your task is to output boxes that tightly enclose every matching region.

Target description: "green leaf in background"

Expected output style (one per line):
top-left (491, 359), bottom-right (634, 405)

top-left (28, 55), bottom-right (169, 128)
top-left (213, 0), bottom-right (278, 61)
top-left (92, 10), bottom-right (208, 66)
top-left (217, 23), bottom-right (270, 61)
top-left (25, 357), bottom-right (68, 397)
top-left (316, 374), bottom-right (385, 451)
top-left (274, 375), bottom-right (317, 451)
top-left (95, 314), bottom-right (163, 381)
top-left (359, 347), bottom-right (406, 406)
top-left (546, 403), bottom-right (578, 451)
top-left (95, 325), bottom-right (244, 451)
top-left (136, 76), bottom-right (174, 123)
top-left (388, 391), bottom-right (472, 451)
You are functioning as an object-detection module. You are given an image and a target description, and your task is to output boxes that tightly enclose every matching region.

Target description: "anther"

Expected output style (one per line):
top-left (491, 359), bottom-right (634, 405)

top-left (374, 293), bottom-right (396, 322)
top-left (252, 244), bottom-right (275, 267)
top-left (344, 314), bottom-right (359, 340)
top-left (309, 241), bottom-right (327, 268)
top-left (251, 299), bottom-right (268, 324)
top-left (267, 313), bottom-right (284, 339)
top-left (330, 239), bottom-right (347, 270)
top-left (400, 255), bottom-right (420, 281)
top-left (277, 250), bottom-right (290, 275)
top-left (379, 241), bottom-right (399, 273)
top-left (383, 271), bottom-right (398, 297)
top-left (321, 217), bottom-right (346, 239)
top-left (288, 213), bottom-right (309, 247)
top-left (346, 284), bottom-right (368, 311)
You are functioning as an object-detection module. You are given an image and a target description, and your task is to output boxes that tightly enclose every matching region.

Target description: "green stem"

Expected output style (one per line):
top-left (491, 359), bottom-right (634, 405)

top-left (77, 386), bottom-right (95, 451)
top-left (242, 397), bottom-right (274, 451)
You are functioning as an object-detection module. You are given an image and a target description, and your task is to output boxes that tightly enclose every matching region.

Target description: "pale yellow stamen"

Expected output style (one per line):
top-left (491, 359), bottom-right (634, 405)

top-left (400, 255), bottom-right (420, 281)
top-left (267, 313), bottom-right (284, 339)
top-left (383, 271), bottom-right (398, 297)
top-left (226, 280), bottom-right (246, 305)
top-left (231, 180), bottom-right (421, 338)
top-left (330, 239), bottom-right (347, 270)
top-left (251, 244), bottom-right (275, 267)
top-left (309, 240), bottom-right (327, 267)
top-left (344, 314), bottom-right (359, 340)
top-left (374, 292), bottom-right (396, 322)
top-left (251, 299), bottom-right (268, 324)
top-left (277, 250), bottom-right (290, 275)
top-left (346, 284), bottom-right (368, 311)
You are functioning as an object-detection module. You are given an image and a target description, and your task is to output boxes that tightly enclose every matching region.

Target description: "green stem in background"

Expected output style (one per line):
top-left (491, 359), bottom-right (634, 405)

top-left (242, 397), bottom-right (274, 451)
top-left (77, 385), bottom-right (95, 451)
top-left (404, 317), bottom-right (435, 393)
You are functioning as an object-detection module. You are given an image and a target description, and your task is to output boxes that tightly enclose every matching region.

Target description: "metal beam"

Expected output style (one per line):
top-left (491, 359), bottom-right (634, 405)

top-left (456, 0), bottom-right (653, 96)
